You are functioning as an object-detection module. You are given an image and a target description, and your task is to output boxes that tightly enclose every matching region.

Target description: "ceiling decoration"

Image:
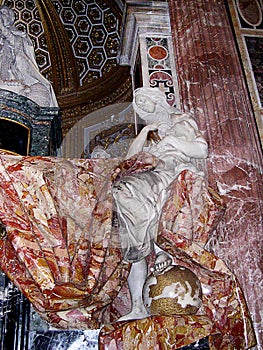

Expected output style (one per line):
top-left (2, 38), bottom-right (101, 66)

top-left (1, 0), bottom-right (132, 134)
top-left (52, 0), bottom-right (121, 86)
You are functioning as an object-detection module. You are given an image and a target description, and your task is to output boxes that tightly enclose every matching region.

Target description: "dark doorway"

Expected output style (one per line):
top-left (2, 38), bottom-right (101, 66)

top-left (0, 118), bottom-right (30, 156)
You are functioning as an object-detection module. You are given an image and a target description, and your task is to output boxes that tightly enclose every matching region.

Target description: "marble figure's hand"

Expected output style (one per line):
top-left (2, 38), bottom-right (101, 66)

top-left (141, 124), bottom-right (159, 137)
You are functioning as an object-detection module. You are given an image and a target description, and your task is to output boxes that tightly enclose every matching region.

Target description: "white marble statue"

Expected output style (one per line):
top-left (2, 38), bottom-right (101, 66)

top-left (0, 5), bottom-right (58, 107)
top-left (113, 87), bottom-right (208, 320)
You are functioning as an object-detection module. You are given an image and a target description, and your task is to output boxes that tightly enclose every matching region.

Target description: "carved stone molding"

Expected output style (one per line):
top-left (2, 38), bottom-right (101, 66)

top-left (0, 89), bottom-right (61, 155)
top-left (119, 0), bottom-right (180, 107)
top-left (119, 1), bottom-right (171, 69)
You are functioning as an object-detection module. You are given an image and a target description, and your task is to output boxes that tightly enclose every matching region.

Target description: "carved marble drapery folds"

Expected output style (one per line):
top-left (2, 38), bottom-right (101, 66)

top-left (99, 170), bottom-right (255, 349)
top-left (168, 0), bottom-right (263, 347)
top-left (0, 152), bottom-right (255, 349)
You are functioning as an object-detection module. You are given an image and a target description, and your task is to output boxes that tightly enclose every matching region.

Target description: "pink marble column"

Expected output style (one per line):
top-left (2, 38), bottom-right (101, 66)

top-left (168, 0), bottom-right (263, 347)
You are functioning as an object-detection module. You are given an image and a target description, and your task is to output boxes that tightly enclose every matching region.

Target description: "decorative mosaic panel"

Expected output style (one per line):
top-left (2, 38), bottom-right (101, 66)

top-left (146, 37), bottom-right (177, 107)
top-left (52, 0), bottom-right (120, 85)
top-left (236, 0), bottom-right (263, 29)
top-left (232, 0), bottom-right (263, 108)
top-left (2, 0), bottom-right (52, 77)
top-left (245, 36), bottom-right (263, 105)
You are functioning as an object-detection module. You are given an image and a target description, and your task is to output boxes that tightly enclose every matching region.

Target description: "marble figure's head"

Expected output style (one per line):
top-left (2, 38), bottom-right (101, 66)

top-left (0, 6), bottom-right (15, 27)
top-left (133, 87), bottom-right (179, 123)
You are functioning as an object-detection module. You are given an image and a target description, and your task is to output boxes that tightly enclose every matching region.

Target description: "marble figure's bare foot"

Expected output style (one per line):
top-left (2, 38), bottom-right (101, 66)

top-left (154, 251), bottom-right (173, 274)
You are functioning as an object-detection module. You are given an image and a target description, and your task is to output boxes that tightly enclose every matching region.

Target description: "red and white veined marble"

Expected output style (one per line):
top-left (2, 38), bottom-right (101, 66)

top-left (0, 151), bottom-right (256, 348)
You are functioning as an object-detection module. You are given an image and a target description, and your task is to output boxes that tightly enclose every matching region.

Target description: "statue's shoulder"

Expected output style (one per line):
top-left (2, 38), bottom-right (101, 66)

top-left (172, 113), bottom-right (198, 129)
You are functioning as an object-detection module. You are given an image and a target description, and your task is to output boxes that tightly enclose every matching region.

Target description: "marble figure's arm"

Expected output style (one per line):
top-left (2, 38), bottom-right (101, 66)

top-left (125, 124), bottom-right (158, 159)
top-left (160, 134), bottom-right (208, 159)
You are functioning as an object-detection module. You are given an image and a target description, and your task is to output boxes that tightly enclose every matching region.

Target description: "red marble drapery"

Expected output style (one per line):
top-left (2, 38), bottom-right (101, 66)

top-left (0, 152), bottom-right (158, 328)
top-left (0, 152), bottom-right (256, 348)
top-left (168, 0), bottom-right (263, 347)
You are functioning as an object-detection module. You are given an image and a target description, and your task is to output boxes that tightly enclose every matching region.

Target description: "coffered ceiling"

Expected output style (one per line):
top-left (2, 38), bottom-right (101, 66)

top-left (1, 0), bottom-right (131, 133)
